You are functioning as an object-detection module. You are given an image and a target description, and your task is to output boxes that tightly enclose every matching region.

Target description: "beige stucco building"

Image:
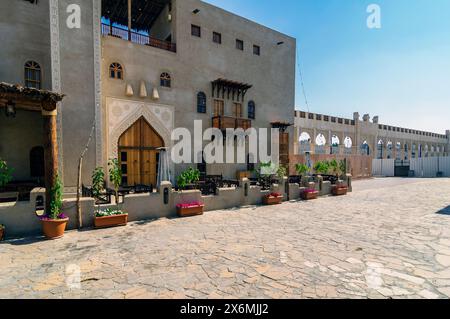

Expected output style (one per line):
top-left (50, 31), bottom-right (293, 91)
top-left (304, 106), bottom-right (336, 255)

top-left (0, 0), bottom-right (295, 194)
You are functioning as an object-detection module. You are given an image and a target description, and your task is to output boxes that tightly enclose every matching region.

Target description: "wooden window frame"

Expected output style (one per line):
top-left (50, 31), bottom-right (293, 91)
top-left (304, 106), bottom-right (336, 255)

top-left (236, 39), bottom-right (244, 51)
top-left (253, 45), bottom-right (260, 56)
top-left (24, 61), bottom-right (42, 89)
top-left (191, 24), bottom-right (201, 38)
top-left (160, 72), bottom-right (171, 88)
top-left (213, 32), bottom-right (222, 44)
top-left (109, 62), bottom-right (123, 80)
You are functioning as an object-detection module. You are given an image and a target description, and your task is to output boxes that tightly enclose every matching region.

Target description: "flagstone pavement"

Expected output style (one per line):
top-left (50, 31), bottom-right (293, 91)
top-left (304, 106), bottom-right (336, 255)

top-left (1, 178), bottom-right (450, 299)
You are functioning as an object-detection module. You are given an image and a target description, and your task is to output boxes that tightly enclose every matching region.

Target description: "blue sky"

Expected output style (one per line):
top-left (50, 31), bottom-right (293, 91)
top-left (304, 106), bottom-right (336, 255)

top-left (204, 0), bottom-right (450, 133)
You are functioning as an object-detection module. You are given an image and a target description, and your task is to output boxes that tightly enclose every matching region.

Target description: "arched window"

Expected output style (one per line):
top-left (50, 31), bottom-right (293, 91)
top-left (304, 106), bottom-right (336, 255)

top-left (377, 140), bottom-right (384, 159)
top-left (109, 63), bottom-right (123, 79)
top-left (248, 101), bottom-right (256, 119)
top-left (331, 135), bottom-right (340, 154)
top-left (361, 141), bottom-right (370, 156)
top-left (386, 141), bottom-right (393, 159)
top-left (315, 134), bottom-right (326, 146)
top-left (197, 92), bottom-right (207, 113)
top-left (299, 132), bottom-right (311, 153)
top-left (160, 72), bottom-right (171, 88)
top-left (24, 61), bottom-right (41, 89)
top-left (344, 137), bottom-right (353, 154)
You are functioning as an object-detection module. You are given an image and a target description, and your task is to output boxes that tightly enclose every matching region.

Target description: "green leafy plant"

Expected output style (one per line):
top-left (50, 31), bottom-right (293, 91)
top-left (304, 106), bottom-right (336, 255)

top-left (177, 168), bottom-right (200, 190)
top-left (108, 159), bottom-right (122, 207)
top-left (92, 167), bottom-right (105, 211)
top-left (49, 175), bottom-right (64, 220)
top-left (276, 165), bottom-right (287, 179)
top-left (339, 160), bottom-right (347, 177)
top-left (295, 163), bottom-right (310, 176)
top-left (0, 159), bottom-right (13, 188)
top-left (328, 159), bottom-right (340, 177)
top-left (96, 208), bottom-right (127, 218)
top-left (314, 160), bottom-right (330, 175)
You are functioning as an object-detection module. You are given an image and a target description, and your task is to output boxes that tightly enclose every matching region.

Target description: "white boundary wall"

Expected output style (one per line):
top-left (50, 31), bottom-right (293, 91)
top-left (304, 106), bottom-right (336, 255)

top-left (372, 159), bottom-right (395, 177)
top-left (410, 157), bottom-right (450, 177)
top-left (372, 157), bottom-right (450, 177)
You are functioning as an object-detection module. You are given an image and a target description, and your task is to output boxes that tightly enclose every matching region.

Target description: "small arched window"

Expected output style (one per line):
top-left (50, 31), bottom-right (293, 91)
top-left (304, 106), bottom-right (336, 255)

top-left (109, 63), bottom-right (123, 79)
top-left (24, 61), bottom-right (41, 89)
top-left (160, 72), bottom-right (171, 88)
top-left (197, 92), bottom-right (207, 113)
top-left (248, 101), bottom-right (256, 119)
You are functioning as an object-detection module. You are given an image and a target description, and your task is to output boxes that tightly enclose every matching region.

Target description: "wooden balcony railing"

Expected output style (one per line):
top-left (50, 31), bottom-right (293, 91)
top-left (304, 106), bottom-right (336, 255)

top-left (212, 116), bottom-right (252, 131)
top-left (101, 24), bottom-right (176, 53)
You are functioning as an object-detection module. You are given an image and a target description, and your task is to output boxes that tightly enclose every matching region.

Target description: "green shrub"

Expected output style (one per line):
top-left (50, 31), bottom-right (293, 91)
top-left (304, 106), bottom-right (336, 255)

top-left (177, 168), bottom-right (200, 189)
top-left (295, 163), bottom-right (310, 176)
top-left (314, 161), bottom-right (330, 175)
top-left (49, 175), bottom-right (63, 220)
top-left (0, 159), bottom-right (13, 188)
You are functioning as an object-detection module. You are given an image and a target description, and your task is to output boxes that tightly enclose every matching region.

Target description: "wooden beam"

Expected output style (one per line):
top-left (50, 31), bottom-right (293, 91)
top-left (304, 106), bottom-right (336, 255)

top-left (42, 109), bottom-right (59, 214)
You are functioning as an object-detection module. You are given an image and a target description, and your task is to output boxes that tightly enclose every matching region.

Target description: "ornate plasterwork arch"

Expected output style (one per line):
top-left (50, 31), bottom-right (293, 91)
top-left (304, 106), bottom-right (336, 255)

top-left (107, 98), bottom-right (174, 161)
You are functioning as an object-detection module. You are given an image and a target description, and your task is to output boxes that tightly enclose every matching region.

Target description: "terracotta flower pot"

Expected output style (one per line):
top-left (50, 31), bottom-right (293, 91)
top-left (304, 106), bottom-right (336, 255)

top-left (301, 191), bottom-right (319, 201)
top-left (0, 227), bottom-right (4, 241)
top-left (177, 205), bottom-right (204, 217)
top-left (41, 218), bottom-right (69, 240)
top-left (332, 186), bottom-right (348, 196)
top-left (94, 214), bottom-right (128, 229)
top-left (263, 195), bottom-right (283, 205)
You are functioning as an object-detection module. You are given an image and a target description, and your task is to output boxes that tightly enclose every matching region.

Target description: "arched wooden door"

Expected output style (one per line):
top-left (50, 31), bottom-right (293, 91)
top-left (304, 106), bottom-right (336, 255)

top-left (118, 117), bottom-right (164, 186)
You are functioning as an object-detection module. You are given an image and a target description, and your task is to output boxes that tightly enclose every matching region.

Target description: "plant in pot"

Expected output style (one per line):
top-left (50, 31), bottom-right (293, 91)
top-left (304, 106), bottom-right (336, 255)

top-left (314, 160), bottom-right (330, 176)
top-left (301, 188), bottom-right (319, 201)
top-left (0, 159), bottom-right (13, 192)
top-left (40, 175), bottom-right (69, 240)
top-left (295, 163), bottom-right (310, 178)
top-left (97, 162), bottom-right (128, 228)
top-left (177, 168), bottom-right (200, 191)
top-left (253, 162), bottom-right (275, 191)
top-left (176, 201), bottom-right (204, 217)
top-left (0, 224), bottom-right (5, 241)
top-left (263, 192), bottom-right (283, 205)
top-left (330, 160), bottom-right (348, 196)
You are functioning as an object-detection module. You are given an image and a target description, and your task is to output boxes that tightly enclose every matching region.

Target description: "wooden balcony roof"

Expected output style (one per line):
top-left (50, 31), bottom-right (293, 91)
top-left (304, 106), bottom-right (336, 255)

top-left (211, 78), bottom-right (253, 102)
top-left (102, 0), bottom-right (170, 32)
top-left (0, 82), bottom-right (64, 111)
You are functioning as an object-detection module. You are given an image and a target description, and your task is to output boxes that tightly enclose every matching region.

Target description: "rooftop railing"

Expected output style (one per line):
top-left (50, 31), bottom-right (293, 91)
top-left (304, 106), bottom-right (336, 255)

top-left (101, 23), bottom-right (176, 53)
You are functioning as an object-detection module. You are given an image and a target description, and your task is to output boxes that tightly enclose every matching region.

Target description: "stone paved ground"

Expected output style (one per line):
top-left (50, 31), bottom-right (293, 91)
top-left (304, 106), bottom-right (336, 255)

top-left (1, 178), bottom-right (450, 299)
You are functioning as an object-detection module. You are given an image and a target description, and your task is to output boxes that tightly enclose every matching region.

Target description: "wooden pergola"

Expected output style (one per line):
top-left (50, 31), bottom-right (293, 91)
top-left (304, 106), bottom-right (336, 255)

top-left (211, 79), bottom-right (253, 102)
top-left (0, 82), bottom-right (64, 212)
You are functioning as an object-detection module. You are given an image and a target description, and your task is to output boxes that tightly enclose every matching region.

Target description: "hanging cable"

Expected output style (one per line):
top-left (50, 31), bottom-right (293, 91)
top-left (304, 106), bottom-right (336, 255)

top-left (297, 45), bottom-right (310, 113)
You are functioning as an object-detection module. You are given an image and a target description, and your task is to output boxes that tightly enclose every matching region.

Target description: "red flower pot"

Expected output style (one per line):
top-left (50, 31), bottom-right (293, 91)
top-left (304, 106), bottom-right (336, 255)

top-left (94, 214), bottom-right (128, 229)
top-left (263, 195), bottom-right (283, 205)
top-left (301, 190), bottom-right (319, 200)
top-left (177, 205), bottom-right (204, 217)
top-left (41, 218), bottom-right (69, 240)
top-left (332, 186), bottom-right (348, 196)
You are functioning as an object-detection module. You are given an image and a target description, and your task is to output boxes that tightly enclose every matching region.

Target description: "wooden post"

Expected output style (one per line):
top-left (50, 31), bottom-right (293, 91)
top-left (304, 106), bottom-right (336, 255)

top-left (42, 108), bottom-right (58, 214)
top-left (128, 0), bottom-right (132, 41)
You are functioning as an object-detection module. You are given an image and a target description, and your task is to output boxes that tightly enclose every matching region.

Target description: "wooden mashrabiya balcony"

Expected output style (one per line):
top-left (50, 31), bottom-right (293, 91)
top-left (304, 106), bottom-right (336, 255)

top-left (212, 116), bottom-right (252, 131)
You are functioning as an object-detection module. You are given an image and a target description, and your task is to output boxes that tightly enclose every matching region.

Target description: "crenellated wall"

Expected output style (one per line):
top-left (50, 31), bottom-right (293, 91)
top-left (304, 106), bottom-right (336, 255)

top-left (294, 111), bottom-right (449, 160)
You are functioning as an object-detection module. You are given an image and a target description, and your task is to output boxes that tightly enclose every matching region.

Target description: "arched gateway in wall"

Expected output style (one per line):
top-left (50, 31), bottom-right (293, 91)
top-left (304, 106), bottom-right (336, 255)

top-left (118, 117), bottom-right (164, 186)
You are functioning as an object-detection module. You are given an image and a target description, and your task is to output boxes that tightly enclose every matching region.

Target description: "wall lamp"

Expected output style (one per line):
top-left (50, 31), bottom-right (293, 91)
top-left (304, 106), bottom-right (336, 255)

top-left (5, 100), bottom-right (16, 118)
top-left (192, 9), bottom-right (200, 14)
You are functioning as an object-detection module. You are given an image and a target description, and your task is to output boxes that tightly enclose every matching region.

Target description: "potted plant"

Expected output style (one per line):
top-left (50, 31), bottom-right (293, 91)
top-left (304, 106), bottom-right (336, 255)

top-left (0, 159), bottom-right (13, 192)
top-left (108, 159), bottom-right (122, 205)
top-left (295, 163), bottom-right (309, 178)
top-left (263, 192), bottom-right (283, 205)
top-left (0, 224), bottom-right (5, 241)
top-left (301, 188), bottom-right (319, 200)
top-left (40, 175), bottom-right (69, 240)
top-left (314, 160), bottom-right (330, 176)
top-left (176, 201), bottom-right (204, 217)
top-left (94, 208), bottom-right (128, 228)
top-left (177, 168), bottom-right (200, 191)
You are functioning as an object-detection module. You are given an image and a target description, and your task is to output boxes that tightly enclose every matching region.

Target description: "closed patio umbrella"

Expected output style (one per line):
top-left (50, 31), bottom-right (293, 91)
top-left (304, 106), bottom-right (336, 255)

top-left (157, 147), bottom-right (172, 188)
